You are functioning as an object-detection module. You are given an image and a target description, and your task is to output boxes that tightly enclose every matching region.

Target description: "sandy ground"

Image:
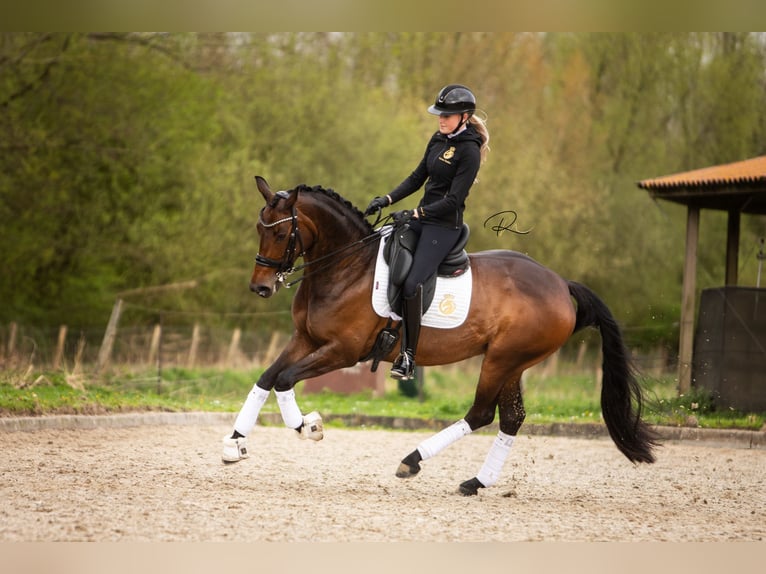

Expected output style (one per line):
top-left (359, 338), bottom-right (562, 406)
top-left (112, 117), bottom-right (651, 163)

top-left (0, 420), bottom-right (764, 542)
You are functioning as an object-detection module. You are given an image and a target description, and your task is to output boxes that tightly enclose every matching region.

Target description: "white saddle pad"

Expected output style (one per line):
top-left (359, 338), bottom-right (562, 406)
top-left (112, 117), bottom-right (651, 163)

top-left (371, 228), bottom-right (472, 329)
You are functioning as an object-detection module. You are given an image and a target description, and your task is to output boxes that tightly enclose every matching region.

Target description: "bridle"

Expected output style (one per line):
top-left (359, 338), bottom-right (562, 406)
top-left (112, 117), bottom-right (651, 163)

top-left (254, 192), bottom-right (384, 288)
top-left (255, 198), bottom-right (305, 286)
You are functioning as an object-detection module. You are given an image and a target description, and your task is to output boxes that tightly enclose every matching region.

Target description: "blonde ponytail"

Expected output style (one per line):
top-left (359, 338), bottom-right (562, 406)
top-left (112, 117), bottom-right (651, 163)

top-left (469, 114), bottom-right (490, 164)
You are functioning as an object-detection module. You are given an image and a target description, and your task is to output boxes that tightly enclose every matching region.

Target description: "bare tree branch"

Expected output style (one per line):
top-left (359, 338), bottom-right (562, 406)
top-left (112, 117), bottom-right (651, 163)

top-left (0, 34), bottom-right (70, 109)
top-left (85, 32), bottom-right (194, 71)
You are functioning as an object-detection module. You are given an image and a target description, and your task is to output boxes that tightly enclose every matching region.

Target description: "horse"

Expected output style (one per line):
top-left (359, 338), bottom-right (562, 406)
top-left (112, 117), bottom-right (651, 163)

top-left (225, 175), bottom-right (658, 496)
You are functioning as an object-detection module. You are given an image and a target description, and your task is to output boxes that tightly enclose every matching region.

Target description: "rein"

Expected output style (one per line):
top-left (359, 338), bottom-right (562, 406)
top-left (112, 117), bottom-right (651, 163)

top-left (285, 231), bottom-right (383, 287)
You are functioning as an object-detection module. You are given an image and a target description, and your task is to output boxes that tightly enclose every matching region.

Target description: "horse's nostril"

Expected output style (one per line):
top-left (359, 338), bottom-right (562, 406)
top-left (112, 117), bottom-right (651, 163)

top-left (255, 285), bottom-right (272, 298)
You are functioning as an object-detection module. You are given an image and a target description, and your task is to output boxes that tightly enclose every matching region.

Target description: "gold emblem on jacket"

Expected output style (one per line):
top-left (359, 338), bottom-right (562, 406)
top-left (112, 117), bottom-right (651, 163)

top-left (443, 146), bottom-right (455, 160)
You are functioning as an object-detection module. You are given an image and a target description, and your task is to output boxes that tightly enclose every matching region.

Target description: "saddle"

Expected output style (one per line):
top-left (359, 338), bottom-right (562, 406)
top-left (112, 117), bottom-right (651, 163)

top-left (383, 223), bottom-right (470, 316)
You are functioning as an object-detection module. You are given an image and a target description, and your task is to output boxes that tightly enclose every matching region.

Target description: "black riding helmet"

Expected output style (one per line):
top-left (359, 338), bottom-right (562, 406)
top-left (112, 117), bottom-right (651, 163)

top-left (427, 84), bottom-right (476, 116)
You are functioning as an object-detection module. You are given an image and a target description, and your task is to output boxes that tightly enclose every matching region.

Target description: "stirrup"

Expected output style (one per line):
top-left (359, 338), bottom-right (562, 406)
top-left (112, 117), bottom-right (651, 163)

top-left (390, 352), bottom-right (416, 380)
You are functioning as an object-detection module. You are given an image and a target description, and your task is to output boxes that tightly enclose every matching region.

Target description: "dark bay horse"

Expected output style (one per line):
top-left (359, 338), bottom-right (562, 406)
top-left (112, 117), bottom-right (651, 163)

top-left (231, 176), bottom-right (658, 495)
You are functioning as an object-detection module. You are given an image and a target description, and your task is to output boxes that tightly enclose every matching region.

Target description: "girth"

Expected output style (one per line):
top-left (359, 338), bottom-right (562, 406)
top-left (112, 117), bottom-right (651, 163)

top-left (382, 223), bottom-right (470, 316)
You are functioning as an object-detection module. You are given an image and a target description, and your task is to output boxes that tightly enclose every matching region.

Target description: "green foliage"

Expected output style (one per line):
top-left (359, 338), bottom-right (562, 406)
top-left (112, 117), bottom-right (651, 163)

top-left (523, 373), bottom-right (603, 423)
top-left (1, 32), bottom-right (765, 350)
top-left (1, 367), bottom-right (763, 430)
top-left (640, 383), bottom-right (762, 429)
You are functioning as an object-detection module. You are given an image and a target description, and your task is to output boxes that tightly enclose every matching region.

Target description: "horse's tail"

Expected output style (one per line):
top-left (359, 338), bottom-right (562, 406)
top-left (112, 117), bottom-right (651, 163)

top-left (568, 280), bottom-right (659, 464)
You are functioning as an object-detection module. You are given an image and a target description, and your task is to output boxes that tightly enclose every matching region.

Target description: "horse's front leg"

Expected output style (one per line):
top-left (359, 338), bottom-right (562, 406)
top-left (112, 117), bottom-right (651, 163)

top-left (222, 336), bottom-right (354, 464)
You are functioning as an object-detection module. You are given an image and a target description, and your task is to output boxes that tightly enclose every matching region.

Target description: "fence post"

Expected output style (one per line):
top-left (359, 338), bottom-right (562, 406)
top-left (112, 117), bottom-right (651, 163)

top-left (96, 299), bottom-right (123, 373)
top-left (7, 322), bottom-right (18, 357)
top-left (264, 331), bottom-right (282, 364)
top-left (156, 315), bottom-right (163, 392)
top-left (575, 340), bottom-right (588, 369)
top-left (594, 350), bottom-right (603, 392)
top-left (73, 333), bottom-right (86, 374)
top-left (227, 327), bottom-right (242, 365)
top-left (148, 324), bottom-right (162, 365)
top-left (543, 350), bottom-right (559, 378)
top-left (188, 323), bottom-right (201, 367)
top-left (53, 325), bottom-right (67, 370)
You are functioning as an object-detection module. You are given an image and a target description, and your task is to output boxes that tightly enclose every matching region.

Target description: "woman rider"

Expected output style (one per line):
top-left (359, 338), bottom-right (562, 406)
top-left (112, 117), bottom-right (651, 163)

top-left (365, 84), bottom-right (490, 380)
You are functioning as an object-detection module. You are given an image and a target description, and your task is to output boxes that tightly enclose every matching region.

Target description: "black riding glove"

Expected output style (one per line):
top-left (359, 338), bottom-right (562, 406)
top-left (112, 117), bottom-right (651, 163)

top-left (364, 196), bottom-right (389, 216)
top-left (392, 210), bottom-right (413, 225)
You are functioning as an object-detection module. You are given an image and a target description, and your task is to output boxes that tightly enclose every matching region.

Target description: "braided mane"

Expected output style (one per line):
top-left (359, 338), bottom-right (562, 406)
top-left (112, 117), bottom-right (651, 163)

top-left (293, 184), bottom-right (373, 233)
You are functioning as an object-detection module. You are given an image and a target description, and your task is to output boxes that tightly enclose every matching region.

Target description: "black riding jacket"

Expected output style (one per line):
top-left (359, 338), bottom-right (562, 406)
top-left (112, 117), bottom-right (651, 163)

top-left (388, 125), bottom-right (482, 229)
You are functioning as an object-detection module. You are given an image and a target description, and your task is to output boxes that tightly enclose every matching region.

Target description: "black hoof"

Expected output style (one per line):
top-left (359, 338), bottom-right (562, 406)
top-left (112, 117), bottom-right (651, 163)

top-left (395, 461), bottom-right (421, 478)
top-left (396, 450), bottom-right (422, 478)
top-left (458, 477), bottom-right (485, 496)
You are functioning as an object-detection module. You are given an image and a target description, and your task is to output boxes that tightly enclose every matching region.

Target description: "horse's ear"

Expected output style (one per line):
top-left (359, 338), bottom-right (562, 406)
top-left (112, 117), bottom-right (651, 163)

top-left (254, 176), bottom-right (273, 202)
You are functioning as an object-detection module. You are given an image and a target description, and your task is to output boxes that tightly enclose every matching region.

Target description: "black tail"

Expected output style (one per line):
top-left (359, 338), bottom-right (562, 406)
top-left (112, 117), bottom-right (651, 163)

top-left (568, 280), bottom-right (659, 463)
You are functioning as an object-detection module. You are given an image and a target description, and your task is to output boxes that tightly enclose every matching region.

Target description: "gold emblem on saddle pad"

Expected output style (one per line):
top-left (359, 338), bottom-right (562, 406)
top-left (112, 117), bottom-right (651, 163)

top-left (438, 293), bottom-right (457, 315)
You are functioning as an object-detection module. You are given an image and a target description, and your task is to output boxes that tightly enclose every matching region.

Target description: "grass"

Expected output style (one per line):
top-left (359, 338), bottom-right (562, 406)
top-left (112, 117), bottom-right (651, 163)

top-left (0, 364), bottom-right (763, 431)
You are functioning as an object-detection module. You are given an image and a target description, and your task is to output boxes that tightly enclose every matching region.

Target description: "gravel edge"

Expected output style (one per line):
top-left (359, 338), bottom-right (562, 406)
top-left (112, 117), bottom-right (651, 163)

top-left (0, 411), bottom-right (763, 449)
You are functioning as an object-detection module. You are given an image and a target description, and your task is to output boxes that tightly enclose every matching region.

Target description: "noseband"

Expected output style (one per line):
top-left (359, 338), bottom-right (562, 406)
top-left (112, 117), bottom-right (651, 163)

top-left (255, 202), bottom-right (304, 286)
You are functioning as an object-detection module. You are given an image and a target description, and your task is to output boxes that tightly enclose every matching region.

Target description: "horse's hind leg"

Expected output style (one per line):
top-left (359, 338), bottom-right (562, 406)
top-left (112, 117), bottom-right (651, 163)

top-left (396, 418), bottom-right (475, 478)
top-left (459, 375), bottom-right (525, 496)
top-left (395, 356), bottom-right (512, 480)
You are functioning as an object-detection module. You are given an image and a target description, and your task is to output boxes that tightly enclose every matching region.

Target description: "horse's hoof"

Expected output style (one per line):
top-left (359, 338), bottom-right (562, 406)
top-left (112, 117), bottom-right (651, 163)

top-left (458, 477), bottom-right (485, 496)
top-left (395, 461), bottom-right (421, 478)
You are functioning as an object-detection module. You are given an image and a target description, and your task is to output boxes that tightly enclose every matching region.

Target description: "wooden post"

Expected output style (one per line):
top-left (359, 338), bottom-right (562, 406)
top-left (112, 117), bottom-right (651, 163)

top-left (546, 350), bottom-right (559, 377)
top-left (53, 325), bottom-right (67, 369)
top-left (227, 328), bottom-right (242, 365)
top-left (575, 340), bottom-right (587, 369)
top-left (96, 299), bottom-right (123, 373)
top-left (263, 331), bottom-right (282, 364)
top-left (156, 315), bottom-right (163, 392)
top-left (148, 324), bottom-right (162, 365)
top-left (73, 333), bottom-right (86, 374)
top-left (678, 206), bottom-right (699, 395)
top-left (188, 323), bottom-right (201, 367)
top-left (7, 322), bottom-right (17, 357)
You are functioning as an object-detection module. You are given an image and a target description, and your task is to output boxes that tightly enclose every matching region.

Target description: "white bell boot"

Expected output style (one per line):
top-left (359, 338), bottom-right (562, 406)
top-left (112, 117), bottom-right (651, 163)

top-left (222, 434), bottom-right (249, 463)
top-left (299, 411), bottom-right (324, 441)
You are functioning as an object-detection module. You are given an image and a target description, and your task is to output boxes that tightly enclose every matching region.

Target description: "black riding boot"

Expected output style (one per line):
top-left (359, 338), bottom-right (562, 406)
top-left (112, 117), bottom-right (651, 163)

top-left (391, 285), bottom-right (422, 380)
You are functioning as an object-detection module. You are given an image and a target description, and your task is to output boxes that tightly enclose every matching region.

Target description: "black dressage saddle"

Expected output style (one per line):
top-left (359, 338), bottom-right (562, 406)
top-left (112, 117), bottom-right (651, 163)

top-left (382, 223), bottom-right (470, 316)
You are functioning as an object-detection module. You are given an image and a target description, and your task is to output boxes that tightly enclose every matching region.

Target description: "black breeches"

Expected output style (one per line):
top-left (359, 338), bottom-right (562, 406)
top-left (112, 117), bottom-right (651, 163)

top-left (403, 221), bottom-right (461, 298)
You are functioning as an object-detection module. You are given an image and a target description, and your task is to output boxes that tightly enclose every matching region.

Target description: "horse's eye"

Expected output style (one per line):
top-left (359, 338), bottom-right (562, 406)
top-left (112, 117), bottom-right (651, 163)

top-left (275, 232), bottom-right (287, 242)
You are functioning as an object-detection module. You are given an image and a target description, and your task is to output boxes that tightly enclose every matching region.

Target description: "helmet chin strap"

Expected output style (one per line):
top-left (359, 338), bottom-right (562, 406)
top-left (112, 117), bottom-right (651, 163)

top-left (449, 112), bottom-right (472, 136)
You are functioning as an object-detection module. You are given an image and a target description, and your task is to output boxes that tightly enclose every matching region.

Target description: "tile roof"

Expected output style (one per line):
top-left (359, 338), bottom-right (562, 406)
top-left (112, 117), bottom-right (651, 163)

top-left (637, 155), bottom-right (766, 214)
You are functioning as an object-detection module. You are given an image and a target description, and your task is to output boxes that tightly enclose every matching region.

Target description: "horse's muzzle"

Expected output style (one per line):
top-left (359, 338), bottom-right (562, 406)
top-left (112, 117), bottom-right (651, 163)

top-left (250, 282), bottom-right (274, 298)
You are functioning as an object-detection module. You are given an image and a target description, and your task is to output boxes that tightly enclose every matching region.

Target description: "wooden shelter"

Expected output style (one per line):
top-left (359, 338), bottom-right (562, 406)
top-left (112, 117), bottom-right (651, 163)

top-left (637, 155), bottom-right (766, 401)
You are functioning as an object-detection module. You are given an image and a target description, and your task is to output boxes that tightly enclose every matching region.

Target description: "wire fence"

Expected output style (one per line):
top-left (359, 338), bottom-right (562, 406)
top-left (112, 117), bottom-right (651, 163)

top-left (0, 320), bottom-right (677, 385)
top-left (0, 309), bottom-right (292, 377)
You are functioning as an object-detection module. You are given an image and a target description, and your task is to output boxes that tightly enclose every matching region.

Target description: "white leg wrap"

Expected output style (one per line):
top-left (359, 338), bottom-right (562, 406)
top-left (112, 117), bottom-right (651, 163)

top-left (275, 389), bottom-right (303, 429)
top-left (417, 419), bottom-right (472, 461)
top-left (476, 431), bottom-right (515, 488)
top-left (232, 385), bottom-right (270, 436)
